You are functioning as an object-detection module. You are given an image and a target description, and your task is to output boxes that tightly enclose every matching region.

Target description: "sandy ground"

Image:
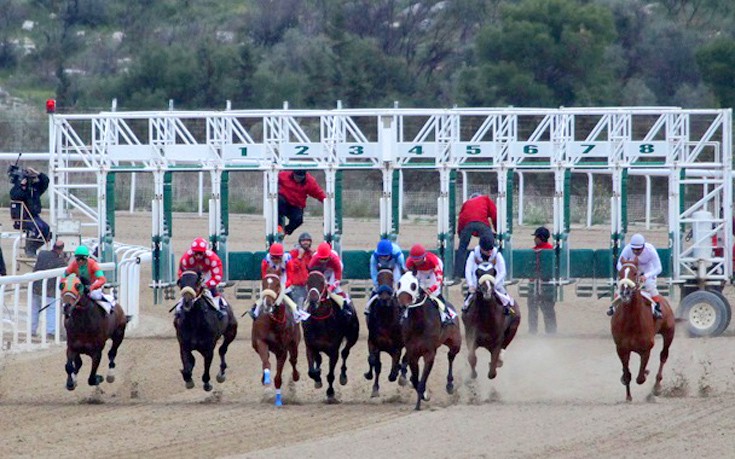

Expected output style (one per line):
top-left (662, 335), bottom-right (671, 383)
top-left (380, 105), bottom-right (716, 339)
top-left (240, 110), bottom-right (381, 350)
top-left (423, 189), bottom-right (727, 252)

top-left (1, 212), bottom-right (734, 458)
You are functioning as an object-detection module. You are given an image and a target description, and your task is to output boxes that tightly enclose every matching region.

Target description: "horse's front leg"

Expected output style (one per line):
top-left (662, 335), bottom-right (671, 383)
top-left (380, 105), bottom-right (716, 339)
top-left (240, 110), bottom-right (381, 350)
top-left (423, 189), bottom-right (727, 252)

top-left (306, 346), bottom-right (322, 389)
top-left (636, 349), bottom-right (651, 386)
top-left (325, 350), bottom-right (339, 404)
top-left (201, 347), bottom-right (215, 392)
top-left (179, 342), bottom-right (196, 389)
top-left (467, 343), bottom-right (478, 379)
top-left (254, 339), bottom-right (272, 386)
top-left (398, 351), bottom-right (408, 386)
top-left (446, 345), bottom-right (458, 394)
top-left (288, 339), bottom-right (300, 382)
top-left (274, 350), bottom-right (287, 406)
top-left (416, 350), bottom-right (436, 410)
top-left (617, 347), bottom-right (633, 402)
top-left (87, 348), bottom-right (104, 386)
top-left (364, 341), bottom-right (376, 381)
top-left (217, 321), bottom-right (237, 384)
top-left (369, 349), bottom-right (382, 398)
top-left (65, 348), bottom-right (79, 391)
top-left (488, 345), bottom-right (502, 380)
top-left (654, 328), bottom-right (674, 395)
top-left (106, 325), bottom-right (126, 384)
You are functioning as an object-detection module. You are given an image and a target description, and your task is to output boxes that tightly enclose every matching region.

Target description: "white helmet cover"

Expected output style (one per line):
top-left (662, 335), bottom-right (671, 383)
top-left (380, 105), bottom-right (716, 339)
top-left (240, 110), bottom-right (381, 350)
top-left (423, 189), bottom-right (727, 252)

top-left (630, 233), bottom-right (645, 249)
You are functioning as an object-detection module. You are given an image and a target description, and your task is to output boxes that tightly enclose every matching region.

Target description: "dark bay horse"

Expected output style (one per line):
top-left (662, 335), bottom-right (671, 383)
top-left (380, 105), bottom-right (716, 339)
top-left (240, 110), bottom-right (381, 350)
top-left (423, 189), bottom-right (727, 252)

top-left (612, 258), bottom-right (675, 401)
top-left (364, 269), bottom-right (407, 397)
top-left (252, 272), bottom-right (301, 406)
top-left (396, 271), bottom-right (461, 410)
top-left (462, 263), bottom-right (520, 380)
top-left (174, 270), bottom-right (238, 391)
top-left (302, 270), bottom-right (359, 403)
top-left (61, 273), bottom-right (128, 390)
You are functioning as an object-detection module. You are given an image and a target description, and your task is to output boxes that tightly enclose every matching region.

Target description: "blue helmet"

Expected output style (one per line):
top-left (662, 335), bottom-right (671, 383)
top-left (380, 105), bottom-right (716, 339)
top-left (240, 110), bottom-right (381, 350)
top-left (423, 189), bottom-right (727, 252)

top-left (376, 239), bottom-right (393, 257)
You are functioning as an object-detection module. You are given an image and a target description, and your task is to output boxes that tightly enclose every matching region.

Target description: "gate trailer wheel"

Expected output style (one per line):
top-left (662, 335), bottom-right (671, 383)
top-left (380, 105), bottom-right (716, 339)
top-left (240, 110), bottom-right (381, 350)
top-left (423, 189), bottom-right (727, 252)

top-left (677, 290), bottom-right (732, 337)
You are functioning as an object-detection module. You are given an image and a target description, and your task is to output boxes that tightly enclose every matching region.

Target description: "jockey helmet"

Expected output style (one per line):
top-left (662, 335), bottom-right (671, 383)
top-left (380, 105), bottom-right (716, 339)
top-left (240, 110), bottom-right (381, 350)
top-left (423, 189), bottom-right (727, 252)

top-left (532, 226), bottom-right (551, 241)
top-left (74, 245), bottom-right (90, 257)
top-left (269, 243), bottom-right (284, 257)
top-left (479, 234), bottom-right (495, 251)
top-left (409, 244), bottom-right (426, 260)
top-left (316, 242), bottom-right (332, 260)
top-left (191, 237), bottom-right (208, 253)
top-left (376, 239), bottom-right (393, 257)
top-left (630, 233), bottom-right (645, 249)
top-left (298, 232), bottom-right (312, 243)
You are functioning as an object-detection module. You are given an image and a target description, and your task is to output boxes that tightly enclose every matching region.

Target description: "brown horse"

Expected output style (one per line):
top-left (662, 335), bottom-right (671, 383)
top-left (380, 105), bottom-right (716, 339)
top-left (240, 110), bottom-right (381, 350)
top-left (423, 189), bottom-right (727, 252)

top-left (462, 263), bottom-right (520, 380)
top-left (61, 273), bottom-right (128, 390)
top-left (364, 269), bottom-right (407, 397)
top-left (251, 271), bottom-right (301, 406)
top-left (396, 271), bottom-right (461, 410)
top-left (302, 270), bottom-right (360, 403)
top-left (174, 270), bottom-right (238, 391)
top-left (611, 258), bottom-right (675, 401)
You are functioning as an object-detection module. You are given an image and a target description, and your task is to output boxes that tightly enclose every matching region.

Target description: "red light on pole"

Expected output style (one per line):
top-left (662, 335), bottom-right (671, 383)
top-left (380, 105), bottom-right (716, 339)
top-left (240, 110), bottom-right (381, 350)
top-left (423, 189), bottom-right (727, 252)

top-left (46, 99), bottom-right (56, 114)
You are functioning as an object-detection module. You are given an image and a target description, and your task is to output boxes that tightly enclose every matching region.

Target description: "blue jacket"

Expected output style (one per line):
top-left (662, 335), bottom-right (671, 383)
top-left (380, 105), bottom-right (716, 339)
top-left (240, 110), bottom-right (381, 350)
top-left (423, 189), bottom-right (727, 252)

top-left (370, 242), bottom-right (406, 288)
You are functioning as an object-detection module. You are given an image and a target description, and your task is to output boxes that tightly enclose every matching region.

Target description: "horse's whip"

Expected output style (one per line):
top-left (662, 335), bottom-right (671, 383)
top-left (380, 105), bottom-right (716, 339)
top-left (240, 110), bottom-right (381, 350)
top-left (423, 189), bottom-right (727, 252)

top-left (37, 298), bottom-right (58, 313)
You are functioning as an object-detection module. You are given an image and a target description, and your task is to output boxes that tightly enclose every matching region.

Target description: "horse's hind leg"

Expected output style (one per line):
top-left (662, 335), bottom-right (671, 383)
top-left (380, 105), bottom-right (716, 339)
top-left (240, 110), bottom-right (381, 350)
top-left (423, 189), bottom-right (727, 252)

top-left (326, 350), bottom-right (339, 403)
top-left (488, 346), bottom-right (502, 380)
top-left (340, 322), bottom-right (359, 386)
top-left (201, 348), bottom-right (215, 392)
top-left (617, 348), bottom-right (633, 402)
top-left (398, 351), bottom-right (408, 386)
top-left (179, 342), bottom-right (196, 389)
top-left (446, 342), bottom-right (460, 394)
top-left (306, 347), bottom-right (323, 389)
top-left (88, 349), bottom-right (104, 386)
top-left (106, 325), bottom-right (126, 383)
top-left (274, 351), bottom-right (287, 406)
top-left (288, 340), bottom-right (300, 382)
top-left (636, 349), bottom-right (651, 385)
top-left (388, 349), bottom-right (400, 382)
top-left (364, 341), bottom-right (376, 381)
top-left (369, 350), bottom-right (382, 398)
top-left (467, 343), bottom-right (478, 379)
top-left (654, 328), bottom-right (674, 395)
top-left (65, 349), bottom-right (79, 391)
top-left (217, 323), bottom-right (237, 383)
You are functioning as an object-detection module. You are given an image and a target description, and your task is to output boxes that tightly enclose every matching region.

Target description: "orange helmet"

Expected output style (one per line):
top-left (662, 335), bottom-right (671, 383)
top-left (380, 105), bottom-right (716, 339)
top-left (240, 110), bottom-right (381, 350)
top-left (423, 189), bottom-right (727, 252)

top-left (316, 242), bottom-right (332, 260)
top-left (269, 243), bottom-right (284, 257)
top-left (191, 237), bottom-right (208, 253)
top-left (409, 244), bottom-right (426, 260)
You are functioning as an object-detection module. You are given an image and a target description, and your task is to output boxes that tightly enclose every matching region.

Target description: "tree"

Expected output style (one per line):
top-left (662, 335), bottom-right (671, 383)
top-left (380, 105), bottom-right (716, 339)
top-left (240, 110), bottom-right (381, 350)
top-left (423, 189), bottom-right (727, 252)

top-left (696, 37), bottom-right (735, 108)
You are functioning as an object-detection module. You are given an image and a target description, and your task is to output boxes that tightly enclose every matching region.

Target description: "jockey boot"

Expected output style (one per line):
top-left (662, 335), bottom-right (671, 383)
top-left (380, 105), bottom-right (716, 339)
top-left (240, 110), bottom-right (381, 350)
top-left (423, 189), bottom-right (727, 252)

top-left (462, 292), bottom-right (474, 312)
top-left (652, 296), bottom-right (664, 319)
top-left (607, 297), bottom-right (622, 317)
top-left (248, 303), bottom-right (257, 320)
top-left (503, 304), bottom-right (512, 316)
top-left (342, 301), bottom-right (354, 318)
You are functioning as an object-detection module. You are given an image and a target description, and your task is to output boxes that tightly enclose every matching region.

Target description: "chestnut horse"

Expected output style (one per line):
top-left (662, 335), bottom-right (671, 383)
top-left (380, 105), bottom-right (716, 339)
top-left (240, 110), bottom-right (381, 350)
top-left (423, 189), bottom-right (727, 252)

top-left (462, 263), bottom-right (520, 380)
top-left (174, 270), bottom-right (238, 391)
top-left (396, 271), bottom-right (461, 410)
top-left (302, 270), bottom-right (359, 403)
top-left (251, 271), bottom-right (301, 406)
top-left (363, 269), bottom-right (407, 397)
top-left (612, 258), bottom-right (675, 401)
top-left (61, 273), bottom-right (128, 390)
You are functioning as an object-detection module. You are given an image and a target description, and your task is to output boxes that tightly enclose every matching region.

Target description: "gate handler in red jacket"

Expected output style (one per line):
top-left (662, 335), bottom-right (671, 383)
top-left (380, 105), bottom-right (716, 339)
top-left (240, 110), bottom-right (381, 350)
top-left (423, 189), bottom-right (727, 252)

top-left (278, 170), bottom-right (326, 236)
top-left (454, 192), bottom-right (498, 280)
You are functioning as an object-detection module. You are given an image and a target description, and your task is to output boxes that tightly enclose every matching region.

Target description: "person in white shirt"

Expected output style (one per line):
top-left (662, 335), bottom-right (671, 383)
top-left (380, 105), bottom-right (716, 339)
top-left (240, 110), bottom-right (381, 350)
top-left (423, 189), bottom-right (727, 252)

top-left (463, 234), bottom-right (513, 315)
top-left (608, 233), bottom-right (663, 318)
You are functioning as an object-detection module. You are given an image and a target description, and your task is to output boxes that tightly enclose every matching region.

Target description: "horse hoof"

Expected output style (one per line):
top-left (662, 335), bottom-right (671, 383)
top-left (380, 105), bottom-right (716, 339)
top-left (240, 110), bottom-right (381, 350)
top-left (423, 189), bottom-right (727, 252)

top-left (339, 374), bottom-right (348, 386)
top-left (446, 383), bottom-right (454, 394)
top-left (263, 369), bottom-right (271, 386)
top-left (326, 396), bottom-right (340, 405)
top-left (89, 375), bottom-right (103, 386)
top-left (314, 381), bottom-right (323, 389)
top-left (471, 370), bottom-right (478, 379)
top-left (653, 384), bottom-right (662, 396)
top-left (185, 380), bottom-right (195, 389)
top-left (106, 369), bottom-right (116, 384)
top-left (364, 371), bottom-right (373, 381)
top-left (398, 375), bottom-right (407, 387)
top-left (371, 388), bottom-right (380, 398)
top-left (388, 372), bottom-right (398, 382)
top-left (292, 370), bottom-right (300, 382)
top-left (422, 390), bottom-right (431, 402)
top-left (488, 371), bottom-right (497, 380)
top-left (497, 359), bottom-right (504, 369)
top-left (636, 377), bottom-right (647, 385)
top-left (275, 394), bottom-right (283, 407)
top-left (203, 382), bottom-right (213, 392)
top-left (216, 373), bottom-right (226, 384)
top-left (66, 381), bottom-right (76, 391)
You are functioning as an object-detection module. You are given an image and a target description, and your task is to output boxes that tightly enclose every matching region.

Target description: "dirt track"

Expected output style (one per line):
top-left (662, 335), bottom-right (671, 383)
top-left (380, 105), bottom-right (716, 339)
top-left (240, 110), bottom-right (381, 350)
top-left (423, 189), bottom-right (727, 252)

top-left (1, 213), bottom-right (734, 458)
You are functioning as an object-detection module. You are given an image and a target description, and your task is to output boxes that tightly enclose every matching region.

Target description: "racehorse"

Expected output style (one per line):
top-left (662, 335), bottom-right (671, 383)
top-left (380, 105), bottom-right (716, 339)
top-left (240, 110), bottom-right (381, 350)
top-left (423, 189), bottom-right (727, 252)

top-left (612, 258), bottom-right (675, 401)
top-left (251, 271), bottom-right (301, 406)
top-left (61, 273), bottom-right (128, 390)
top-left (302, 270), bottom-right (360, 403)
top-left (363, 269), bottom-right (407, 397)
top-left (174, 270), bottom-right (238, 391)
top-left (462, 263), bottom-right (520, 380)
top-left (397, 271), bottom-right (461, 410)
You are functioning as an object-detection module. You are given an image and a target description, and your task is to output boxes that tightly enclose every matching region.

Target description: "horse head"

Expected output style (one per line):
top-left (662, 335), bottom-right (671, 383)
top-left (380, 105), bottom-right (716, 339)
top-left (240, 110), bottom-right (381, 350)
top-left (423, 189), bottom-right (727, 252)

top-left (396, 271), bottom-right (422, 308)
top-left (306, 269), bottom-right (327, 305)
top-left (60, 273), bottom-right (88, 311)
top-left (617, 257), bottom-right (640, 304)
top-left (260, 273), bottom-right (282, 315)
top-left (475, 262), bottom-right (497, 301)
top-left (376, 269), bottom-right (395, 303)
top-left (178, 270), bottom-right (203, 312)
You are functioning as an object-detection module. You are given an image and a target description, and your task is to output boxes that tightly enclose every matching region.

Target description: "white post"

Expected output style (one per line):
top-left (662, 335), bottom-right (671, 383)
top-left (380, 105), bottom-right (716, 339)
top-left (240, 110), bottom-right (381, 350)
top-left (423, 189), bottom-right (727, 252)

top-left (460, 170), bottom-right (468, 203)
top-left (129, 173), bottom-right (136, 213)
top-left (517, 171), bottom-right (524, 226)
top-left (198, 172), bottom-right (204, 217)
top-left (645, 175), bottom-right (652, 229)
top-left (587, 172), bottom-right (593, 228)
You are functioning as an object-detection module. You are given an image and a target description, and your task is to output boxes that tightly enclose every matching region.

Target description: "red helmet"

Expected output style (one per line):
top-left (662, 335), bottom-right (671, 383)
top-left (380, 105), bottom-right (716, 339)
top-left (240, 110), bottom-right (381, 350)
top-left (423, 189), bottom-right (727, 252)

top-left (409, 244), bottom-right (426, 260)
top-left (269, 243), bottom-right (284, 257)
top-left (316, 242), bottom-right (332, 260)
top-left (191, 237), bottom-right (208, 253)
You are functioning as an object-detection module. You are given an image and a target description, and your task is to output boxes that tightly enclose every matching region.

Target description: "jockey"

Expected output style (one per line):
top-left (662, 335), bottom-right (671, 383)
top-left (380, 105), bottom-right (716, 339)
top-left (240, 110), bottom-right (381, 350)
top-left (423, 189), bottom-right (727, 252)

top-left (177, 237), bottom-right (226, 318)
top-left (287, 232), bottom-right (314, 309)
top-left (62, 245), bottom-right (113, 314)
top-left (608, 233), bottom-right (663, 319)
top-left (250, 243), bottom-right (308, 321)
top-left (463, 234), bottom-right (513, 315)
top-left (364, 238), bottom-right (406, 316)
top-left (307, 241), bottom-right (354, 317)
top-left (405, 244), bottom-right (457, 325)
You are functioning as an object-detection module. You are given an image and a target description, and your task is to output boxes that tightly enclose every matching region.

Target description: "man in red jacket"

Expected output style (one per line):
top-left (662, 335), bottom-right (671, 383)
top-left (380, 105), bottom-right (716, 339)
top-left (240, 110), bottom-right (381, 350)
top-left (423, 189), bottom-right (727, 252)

top-left (528, 227), bottom-right (556, 334)
top-left (278, 170), bottom-right (326, 236)
top-left (454, 192), bottom-right (498, 279)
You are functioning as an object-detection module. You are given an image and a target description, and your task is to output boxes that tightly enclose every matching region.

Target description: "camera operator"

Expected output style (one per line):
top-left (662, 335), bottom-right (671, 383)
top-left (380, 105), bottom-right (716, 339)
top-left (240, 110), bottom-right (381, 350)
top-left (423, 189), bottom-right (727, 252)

top-left (9, 165), bottom-right (51, 256)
